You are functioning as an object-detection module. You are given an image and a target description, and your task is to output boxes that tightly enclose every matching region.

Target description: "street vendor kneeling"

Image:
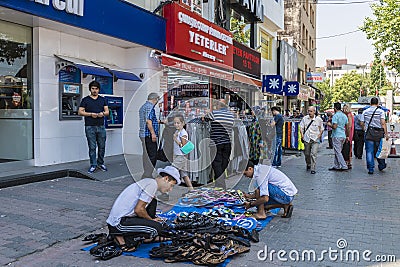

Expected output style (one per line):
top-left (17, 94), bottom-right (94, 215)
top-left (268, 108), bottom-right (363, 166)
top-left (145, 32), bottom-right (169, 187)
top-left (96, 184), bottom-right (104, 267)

top-left (106, 166), bottom-right (181, 251)
top-left (242, 161), bottom-right (298, 219)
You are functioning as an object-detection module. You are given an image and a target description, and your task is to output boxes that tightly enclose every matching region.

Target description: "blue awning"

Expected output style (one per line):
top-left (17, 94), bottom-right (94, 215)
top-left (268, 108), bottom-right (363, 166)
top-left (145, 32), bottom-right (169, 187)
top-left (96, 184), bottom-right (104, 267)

top-left (75, 63), bottom-right (112, 77)
top-left (109, 69), bottom-right (141, 82)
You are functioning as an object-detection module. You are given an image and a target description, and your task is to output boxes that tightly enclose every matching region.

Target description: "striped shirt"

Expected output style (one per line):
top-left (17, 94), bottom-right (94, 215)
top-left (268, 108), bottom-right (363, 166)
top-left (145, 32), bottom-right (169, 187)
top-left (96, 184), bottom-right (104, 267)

top-left (360, 106), bottom-right (385, 130)
top-left (210, 108), bottom-right (234, 145)
top-left (139, 101), bottom-right (159, 138)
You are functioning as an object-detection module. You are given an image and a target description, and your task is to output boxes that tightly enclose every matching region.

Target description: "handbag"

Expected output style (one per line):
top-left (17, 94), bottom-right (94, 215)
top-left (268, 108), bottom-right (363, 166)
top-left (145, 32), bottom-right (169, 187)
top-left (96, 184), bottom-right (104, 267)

top-left (180, 137), bottom-right (195, 155)
top-left (365, 107), bottom-right (384, 142)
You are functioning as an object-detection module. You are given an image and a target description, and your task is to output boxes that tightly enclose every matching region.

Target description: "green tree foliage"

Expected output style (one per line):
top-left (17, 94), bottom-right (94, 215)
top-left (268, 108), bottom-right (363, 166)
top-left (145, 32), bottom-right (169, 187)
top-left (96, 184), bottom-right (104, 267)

top-left (316, 79), bottom-right (332, 111)
top-left (370, 58), bottom-right (390, 96)
top-left (361, 0), bottom-right (400, 73)
top-left (0, 38), bottom-right (26, 65)
top-left (332, 71), bottom-right (364, 103)
top-left (230, 17), bottom-right (250, 45)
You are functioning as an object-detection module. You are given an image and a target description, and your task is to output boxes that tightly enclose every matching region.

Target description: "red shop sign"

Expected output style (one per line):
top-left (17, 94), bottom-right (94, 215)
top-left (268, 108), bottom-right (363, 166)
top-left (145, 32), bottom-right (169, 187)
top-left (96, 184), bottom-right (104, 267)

top-left (163, 3), bottom-right (233, 68)
top-left (162, 54), bottom-right (233, 81)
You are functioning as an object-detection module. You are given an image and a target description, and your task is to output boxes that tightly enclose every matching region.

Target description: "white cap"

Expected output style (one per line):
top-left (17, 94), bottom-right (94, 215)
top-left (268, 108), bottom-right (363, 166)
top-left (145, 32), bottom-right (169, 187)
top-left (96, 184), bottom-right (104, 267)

top-left (157, 166), bottom-right (181, 185)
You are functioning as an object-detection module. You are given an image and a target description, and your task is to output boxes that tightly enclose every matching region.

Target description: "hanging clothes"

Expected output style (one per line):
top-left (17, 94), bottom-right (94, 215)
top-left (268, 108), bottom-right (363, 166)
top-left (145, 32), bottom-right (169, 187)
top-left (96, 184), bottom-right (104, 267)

top-left (187, 121), bottom-right (212, 185)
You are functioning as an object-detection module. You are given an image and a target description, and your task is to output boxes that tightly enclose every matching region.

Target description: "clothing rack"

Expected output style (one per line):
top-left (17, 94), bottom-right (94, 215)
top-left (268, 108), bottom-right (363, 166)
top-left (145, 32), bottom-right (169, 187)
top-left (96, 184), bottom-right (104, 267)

top-left (282, 119), bottom-right (304, 152)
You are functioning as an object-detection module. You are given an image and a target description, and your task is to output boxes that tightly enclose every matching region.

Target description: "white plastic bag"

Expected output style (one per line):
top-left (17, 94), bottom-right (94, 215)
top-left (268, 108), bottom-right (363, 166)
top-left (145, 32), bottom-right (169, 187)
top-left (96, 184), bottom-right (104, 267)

top-left (376, 138), bottom-right (391, 159)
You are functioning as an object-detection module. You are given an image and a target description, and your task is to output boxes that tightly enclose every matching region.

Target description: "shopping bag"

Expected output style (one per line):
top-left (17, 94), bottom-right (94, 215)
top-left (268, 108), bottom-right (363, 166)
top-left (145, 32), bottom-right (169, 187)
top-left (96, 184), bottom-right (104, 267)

top-left (341, 140), bottom-right (350, 161)
top-left (376, 138), bottom-right (390, 159)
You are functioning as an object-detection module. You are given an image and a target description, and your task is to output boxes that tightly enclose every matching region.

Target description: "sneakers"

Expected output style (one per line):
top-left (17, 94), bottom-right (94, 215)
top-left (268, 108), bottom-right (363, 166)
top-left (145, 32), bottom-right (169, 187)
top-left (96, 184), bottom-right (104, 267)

top-left (99, 164), bottom-right (108, 172)
top-left (88, 166), bottom-right (97, 174)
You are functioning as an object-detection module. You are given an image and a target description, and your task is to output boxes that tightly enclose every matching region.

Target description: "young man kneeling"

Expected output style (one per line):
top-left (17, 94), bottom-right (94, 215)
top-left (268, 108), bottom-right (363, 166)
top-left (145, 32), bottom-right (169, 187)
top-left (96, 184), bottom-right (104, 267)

top-left (242, 161), bottom-right (297, 219)
top-left (106, 166), bottom-right (181, 251)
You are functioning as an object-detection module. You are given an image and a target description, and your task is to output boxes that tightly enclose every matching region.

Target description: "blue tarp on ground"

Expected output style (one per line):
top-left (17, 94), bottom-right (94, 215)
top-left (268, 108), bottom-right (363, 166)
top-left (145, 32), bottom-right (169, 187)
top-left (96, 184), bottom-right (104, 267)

top-left (82, 203), bottom-right (278, 266)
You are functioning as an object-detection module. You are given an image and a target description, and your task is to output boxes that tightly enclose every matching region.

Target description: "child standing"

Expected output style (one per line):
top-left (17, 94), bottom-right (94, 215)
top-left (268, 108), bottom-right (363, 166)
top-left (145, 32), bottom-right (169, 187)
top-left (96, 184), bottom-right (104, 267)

top-left (172, 114), bottom-right (194, 191)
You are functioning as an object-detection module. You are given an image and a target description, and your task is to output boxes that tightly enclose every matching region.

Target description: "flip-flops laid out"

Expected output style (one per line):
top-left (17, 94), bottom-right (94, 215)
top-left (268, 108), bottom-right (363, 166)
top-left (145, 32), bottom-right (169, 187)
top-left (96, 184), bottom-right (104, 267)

top-left (179, 188), bottom-right (246, 207)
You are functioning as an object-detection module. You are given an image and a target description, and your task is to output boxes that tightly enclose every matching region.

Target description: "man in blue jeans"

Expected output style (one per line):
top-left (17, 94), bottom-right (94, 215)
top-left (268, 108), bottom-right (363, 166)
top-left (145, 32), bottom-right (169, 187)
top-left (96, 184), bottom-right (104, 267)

top-left (270, 106), bottom-right (283, 167)
top-left (242, 161), bottom-right (297, 219)
top-left (78, 81), bottom-right (109, 174)
top-left (359, 97), bottom-right (389, 174)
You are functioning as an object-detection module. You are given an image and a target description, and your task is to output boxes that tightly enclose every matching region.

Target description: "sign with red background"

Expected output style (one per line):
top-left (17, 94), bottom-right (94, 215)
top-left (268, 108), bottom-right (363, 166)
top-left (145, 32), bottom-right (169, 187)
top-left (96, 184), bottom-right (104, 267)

top-left (164, 3), bottom-right (233, 68)
top-left (233, 40), bottom-right (261, 78)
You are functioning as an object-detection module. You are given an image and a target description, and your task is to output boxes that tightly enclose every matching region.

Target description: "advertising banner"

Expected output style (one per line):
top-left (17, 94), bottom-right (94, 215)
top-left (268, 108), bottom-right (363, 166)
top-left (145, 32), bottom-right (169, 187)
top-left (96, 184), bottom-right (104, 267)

top-left (162, 54), bottom-right (233, 81)
top-left (233, 40), bottom-right (261, 78)
top-left (164, 3), bottom-right (233, 68)
top-left (279, 40), bottom-right (298, 82)
top-left (306, 72), bottom-right (324, 83)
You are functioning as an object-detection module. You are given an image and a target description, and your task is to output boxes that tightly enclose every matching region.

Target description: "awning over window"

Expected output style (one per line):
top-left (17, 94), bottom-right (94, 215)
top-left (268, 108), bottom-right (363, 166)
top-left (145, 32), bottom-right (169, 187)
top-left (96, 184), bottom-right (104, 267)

top-left (74, 63), bottom-right (112, 77)
top-left (108, 69), bottom-right (141, 82)
top-left (55, 55), bottom-right (112, 77)
top-left (93, 62), bottom-right (141, 82)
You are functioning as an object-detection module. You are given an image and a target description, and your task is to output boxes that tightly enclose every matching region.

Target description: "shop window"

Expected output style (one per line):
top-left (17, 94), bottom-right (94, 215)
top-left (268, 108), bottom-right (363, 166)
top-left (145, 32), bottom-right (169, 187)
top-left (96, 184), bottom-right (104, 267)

top-left (0, 20), bottom-right (33, 161)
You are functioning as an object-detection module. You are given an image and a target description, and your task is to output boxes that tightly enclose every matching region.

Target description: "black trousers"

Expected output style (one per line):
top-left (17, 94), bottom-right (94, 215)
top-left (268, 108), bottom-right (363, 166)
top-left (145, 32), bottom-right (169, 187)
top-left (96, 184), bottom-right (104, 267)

top-left (353, 130), bottom-right (365, 158)
top-left (212, 143), bottom-right (231, 189)
top-left (141, 137), bottom-right (158, 178)
top-left (108, 198), bottom-right (161, 239)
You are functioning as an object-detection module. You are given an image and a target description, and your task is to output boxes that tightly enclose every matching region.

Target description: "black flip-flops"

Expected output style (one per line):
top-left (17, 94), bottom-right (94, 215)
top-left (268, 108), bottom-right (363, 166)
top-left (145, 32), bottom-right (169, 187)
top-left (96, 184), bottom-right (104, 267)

top-left (282, 205), bottom-right (294, 218)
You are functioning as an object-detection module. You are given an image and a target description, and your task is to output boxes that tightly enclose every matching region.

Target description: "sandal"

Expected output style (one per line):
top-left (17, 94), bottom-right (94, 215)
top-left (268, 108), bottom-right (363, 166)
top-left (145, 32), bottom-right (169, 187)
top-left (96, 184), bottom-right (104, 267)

top-left (89, 240), bottom-right (116, 256)
top-left (82, 233), bottom-right (107, 244)
top-left (99, 245), bottom-right (123, 260)
top-left (282, 205), bottom-right (294, 218)
top-left (143, 235), bottom-right (170, 243)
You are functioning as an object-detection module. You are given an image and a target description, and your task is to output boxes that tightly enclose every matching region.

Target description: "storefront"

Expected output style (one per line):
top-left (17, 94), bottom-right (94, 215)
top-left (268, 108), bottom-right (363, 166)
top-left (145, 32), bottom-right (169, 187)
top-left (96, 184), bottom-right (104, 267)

top-left (0, 0), bottom-right (166, 168)
top-left (161, 2), bottom-right (261, 118)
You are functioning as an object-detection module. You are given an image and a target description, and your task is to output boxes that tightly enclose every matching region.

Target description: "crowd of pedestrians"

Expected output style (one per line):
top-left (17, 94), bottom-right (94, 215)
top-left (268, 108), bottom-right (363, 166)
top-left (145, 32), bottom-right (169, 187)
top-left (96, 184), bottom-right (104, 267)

top-left (78, 88), bottom-right (392, 257)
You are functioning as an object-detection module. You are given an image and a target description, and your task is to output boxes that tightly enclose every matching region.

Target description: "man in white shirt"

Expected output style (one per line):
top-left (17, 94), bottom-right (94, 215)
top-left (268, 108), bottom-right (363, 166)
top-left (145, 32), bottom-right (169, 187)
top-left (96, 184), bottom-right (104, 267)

top-left (106, 166), bottom-right (181, 251)
top-left (242, 161), bottom-right (298, 219)
top-left (299, 106), bottom-right (324, 174)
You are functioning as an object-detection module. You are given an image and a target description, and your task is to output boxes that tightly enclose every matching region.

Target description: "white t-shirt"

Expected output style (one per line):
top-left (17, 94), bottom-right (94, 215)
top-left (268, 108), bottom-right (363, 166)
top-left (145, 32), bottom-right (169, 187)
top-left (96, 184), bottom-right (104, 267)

top-left (173, 128), bottom-right (188, 156)
top-left (300, 115), bottom-right (324, 142)
top-left (253, 165), bottom-right (298, 197)
top-left (106, 178), bottom-right (158, 226)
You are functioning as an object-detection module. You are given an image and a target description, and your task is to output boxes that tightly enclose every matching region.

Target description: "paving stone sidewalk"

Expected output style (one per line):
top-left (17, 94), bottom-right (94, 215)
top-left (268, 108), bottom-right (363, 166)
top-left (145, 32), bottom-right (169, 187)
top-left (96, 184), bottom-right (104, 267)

top-left (0, 146), bottom-right (399, 266)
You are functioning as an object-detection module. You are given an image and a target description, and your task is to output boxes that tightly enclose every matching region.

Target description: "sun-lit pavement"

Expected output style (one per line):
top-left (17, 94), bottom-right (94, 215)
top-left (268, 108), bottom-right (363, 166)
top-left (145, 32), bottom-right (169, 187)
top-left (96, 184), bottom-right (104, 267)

top-left (1, 144), bottom-right (399, 266)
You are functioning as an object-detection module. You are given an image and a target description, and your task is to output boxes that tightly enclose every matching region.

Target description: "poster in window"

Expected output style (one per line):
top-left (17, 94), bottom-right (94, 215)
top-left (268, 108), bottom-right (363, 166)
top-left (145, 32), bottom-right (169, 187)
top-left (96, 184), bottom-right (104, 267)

top-left (95, 76), bottom-right (113, 95)
top-left (260, 31), bottom-right (271, 60)
top-left (59, 66), bottom-right (81, 83)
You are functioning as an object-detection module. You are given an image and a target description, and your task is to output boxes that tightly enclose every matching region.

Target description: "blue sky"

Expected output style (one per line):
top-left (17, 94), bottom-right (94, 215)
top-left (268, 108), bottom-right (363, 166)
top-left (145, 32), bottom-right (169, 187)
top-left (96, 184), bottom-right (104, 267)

top-left (316, 1), bottom-right (375, 67)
